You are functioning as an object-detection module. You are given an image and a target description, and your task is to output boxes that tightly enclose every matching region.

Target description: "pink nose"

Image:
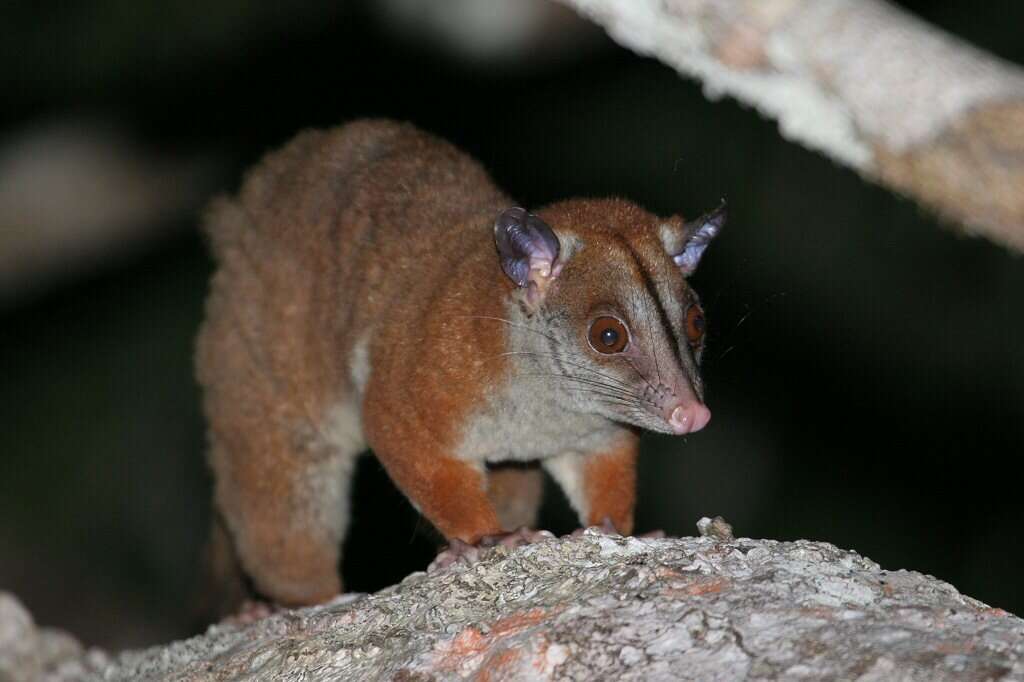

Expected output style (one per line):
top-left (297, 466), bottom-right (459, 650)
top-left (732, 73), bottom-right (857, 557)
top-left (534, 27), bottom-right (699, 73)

top-left (669, 403), bottom-right (711, 434)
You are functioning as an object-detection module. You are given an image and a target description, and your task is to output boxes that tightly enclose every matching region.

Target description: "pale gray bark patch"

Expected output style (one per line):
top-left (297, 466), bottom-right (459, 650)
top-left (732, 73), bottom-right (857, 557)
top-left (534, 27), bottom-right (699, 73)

top-left (5, 530), bottom-right (1024, 680)
top-left (778, 1), bottom-right (1024, 152)
top-left (552, 0), bottom-right (1024, 252)
top-left (0, 593), bottom-right (109, 682)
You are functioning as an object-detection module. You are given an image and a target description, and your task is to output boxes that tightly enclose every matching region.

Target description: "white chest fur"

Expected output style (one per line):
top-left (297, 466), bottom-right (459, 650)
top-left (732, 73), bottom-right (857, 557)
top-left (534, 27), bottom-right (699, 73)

top-left (455, 372), bottom-right (625, 464)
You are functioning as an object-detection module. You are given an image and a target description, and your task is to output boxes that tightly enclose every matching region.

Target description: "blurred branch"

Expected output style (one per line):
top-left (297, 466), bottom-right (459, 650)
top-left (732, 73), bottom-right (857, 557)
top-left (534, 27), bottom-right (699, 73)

top-left (376, 0), bottom-right (598, 64)
top-left (0, 123), bottom-right (220, 304)
top-left (553, 0), bottom-right (1024, 252)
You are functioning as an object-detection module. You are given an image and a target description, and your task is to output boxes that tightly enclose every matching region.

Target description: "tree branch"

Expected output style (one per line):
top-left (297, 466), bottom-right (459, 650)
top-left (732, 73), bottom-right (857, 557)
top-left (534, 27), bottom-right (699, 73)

top-left (6, 527), bottom-right (1024, 680)
top-left (552, 0), bottom-right (1024, 251)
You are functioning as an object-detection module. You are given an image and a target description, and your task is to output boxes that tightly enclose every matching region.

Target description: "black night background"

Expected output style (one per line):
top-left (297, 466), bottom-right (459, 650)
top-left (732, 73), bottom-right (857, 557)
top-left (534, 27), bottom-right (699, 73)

top-left (2, 0), bottom-right (1022, 649)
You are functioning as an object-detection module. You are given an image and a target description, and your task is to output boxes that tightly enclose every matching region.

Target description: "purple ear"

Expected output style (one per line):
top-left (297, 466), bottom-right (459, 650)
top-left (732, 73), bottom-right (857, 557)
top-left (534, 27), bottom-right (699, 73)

top-left (673, 200), bottom-right (726, 276)
top-left (494, 207), bottom-right (561, 290)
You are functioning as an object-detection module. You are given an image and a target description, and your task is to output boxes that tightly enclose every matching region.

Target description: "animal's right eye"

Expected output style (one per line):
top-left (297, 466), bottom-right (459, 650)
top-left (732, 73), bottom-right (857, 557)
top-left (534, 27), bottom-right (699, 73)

top-left (588, 316), bottom-right (629, 354)
top-left (685, 304), bottom-right (706, 348)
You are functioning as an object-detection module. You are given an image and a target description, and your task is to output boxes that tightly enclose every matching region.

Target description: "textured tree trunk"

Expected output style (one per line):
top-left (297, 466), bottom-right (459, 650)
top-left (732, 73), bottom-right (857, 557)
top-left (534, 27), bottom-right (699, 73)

top-left (5, 525), bottom-right (1024, 680)
top-left (552, 0), bottom-right (1024, 252)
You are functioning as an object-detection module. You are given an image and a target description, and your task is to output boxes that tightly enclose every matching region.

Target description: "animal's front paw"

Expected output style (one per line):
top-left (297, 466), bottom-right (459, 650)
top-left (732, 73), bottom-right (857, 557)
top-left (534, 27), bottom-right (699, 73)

top-left (220, 599), bottom-right (281, 626)
top-left (429, 527), bottom-right (556, 571)
top-left (570, 518), bottom-right (666, 538)
top-left (638, 529), bottom-right (667, 538)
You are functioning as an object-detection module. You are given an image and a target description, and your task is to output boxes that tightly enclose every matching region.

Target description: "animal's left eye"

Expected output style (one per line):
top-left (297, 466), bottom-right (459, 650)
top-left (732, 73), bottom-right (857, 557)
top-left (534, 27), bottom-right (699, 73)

top-left (685, 304), bottom-right (705, 347)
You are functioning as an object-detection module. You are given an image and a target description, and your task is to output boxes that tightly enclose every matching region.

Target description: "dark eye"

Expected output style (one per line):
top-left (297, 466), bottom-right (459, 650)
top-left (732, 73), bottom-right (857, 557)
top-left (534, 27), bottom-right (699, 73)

top-left (685, 304), bottom-right (705, 347)
top-left (588, 316), bottom-right (629, 354)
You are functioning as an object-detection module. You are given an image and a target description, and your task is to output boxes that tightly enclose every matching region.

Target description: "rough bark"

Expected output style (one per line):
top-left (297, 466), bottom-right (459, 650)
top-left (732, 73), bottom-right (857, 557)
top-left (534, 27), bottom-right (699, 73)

top-left (551, 0), bottom-right (1024, 252)
top-left (3, 523), bottom-right (1024, 680)
top-left (0, 593), bottom-right (109, 682)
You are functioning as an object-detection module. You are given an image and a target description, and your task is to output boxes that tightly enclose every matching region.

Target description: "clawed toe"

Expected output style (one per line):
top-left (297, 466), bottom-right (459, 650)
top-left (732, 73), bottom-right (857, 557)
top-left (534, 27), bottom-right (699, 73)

top-left (430, 528), bottom-right (556, 571)
top-left (570, 518), bottom-right (666, 538)
top-left (479, 527), bottom-right (556, 548)
top-left (570, 517), bottom-right (623, 537)
top-left (221, 599), bottom-right (280, 626)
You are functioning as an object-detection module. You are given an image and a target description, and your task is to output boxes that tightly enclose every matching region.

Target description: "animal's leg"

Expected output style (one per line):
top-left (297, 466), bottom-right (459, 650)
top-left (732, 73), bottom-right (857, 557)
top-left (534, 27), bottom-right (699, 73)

top-left (194, 511), bottom-right (251, 622)
top-left (371, 442), bottom-right (503, 543)
top-left (486, 464), bottom-right (544, 531)
top-left (544, 434), bottom-right (639, 535)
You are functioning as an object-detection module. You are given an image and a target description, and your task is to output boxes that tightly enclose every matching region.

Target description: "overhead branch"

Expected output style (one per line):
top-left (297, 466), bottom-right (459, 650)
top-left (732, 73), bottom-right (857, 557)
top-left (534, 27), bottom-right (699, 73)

top-left (552, 0), bottom-right (1024, 252)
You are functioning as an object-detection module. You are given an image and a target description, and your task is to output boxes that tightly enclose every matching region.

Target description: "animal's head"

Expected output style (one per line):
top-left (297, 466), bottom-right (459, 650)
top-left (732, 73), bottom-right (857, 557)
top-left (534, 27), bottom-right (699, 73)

top-left (494, 198), bottom-right (724, 435)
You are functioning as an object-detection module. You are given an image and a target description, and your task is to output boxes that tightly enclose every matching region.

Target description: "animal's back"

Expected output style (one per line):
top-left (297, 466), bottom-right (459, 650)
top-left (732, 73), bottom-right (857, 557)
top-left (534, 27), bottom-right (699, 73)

top-left (197, 119), bottom-right (507, 426)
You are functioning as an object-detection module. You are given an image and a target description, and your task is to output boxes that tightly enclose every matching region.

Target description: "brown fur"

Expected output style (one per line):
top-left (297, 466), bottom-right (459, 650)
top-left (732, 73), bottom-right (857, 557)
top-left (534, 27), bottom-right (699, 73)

top-left (583, 435), bottom-right (640, 534)
top-left (487, 466), bottom-right (544, 531)
top-left (197, 119), bottom-right (711, 612)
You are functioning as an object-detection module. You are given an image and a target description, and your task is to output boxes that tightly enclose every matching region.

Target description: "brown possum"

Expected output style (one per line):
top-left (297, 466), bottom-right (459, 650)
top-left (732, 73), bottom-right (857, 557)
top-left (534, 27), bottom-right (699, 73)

top-left (196, 119), bottom-right (724, 611)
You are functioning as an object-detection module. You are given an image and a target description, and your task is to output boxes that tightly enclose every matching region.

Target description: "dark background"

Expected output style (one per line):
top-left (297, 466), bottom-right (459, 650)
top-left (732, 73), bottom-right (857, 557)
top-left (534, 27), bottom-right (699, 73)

top-left (3, 1), bottom-right (1022, 649)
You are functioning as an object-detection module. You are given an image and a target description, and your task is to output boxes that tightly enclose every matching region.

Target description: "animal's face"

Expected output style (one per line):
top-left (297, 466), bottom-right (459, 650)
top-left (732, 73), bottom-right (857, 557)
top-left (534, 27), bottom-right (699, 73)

top-left (496, 198), bottom-right (724, 435)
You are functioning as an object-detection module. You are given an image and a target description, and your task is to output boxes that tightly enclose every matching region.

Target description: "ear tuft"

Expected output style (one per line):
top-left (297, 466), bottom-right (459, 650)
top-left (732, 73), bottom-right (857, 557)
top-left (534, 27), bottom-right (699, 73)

top-left (672, 200), bottom-right (726, 276)
top-left (494, 207), bottom-right (561, 300)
